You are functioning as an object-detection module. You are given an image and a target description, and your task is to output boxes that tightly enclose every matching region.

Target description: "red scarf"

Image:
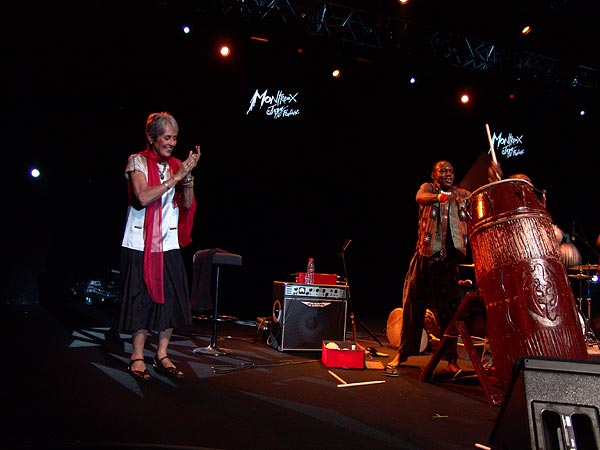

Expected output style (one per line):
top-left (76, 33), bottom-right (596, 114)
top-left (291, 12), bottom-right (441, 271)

top-left (139, 149), bottom-right (196, 304)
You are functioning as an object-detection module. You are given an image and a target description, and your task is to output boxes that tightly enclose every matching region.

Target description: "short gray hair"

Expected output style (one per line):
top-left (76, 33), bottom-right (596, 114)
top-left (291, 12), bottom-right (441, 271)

top-left (145, 112), bottom-right (179, 142)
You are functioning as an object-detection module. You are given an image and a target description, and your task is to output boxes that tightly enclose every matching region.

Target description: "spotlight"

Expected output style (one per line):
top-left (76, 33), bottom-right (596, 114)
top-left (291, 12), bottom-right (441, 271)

top-left (571, 76), bottom-right (580, 87)
top-left (219, 45), bottom-right (231, 57)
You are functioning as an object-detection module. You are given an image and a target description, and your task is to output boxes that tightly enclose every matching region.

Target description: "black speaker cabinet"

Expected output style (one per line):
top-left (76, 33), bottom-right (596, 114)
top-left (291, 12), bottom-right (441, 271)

top-left (269, 297), bottom-right (347, 351)
top-left (489, 357), bottom-right (600, 450)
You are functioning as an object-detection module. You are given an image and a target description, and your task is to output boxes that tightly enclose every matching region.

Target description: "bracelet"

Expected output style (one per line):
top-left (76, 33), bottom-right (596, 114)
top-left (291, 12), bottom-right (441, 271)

top-left (182, 176), bottom-right (194, 186)
top-left (162, 180), bottom-right (170, 190)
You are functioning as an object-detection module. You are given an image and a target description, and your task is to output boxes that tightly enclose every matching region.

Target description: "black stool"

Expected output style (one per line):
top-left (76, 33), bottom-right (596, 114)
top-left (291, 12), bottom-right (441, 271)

top-left (192, 250), bottom-right (242, 356)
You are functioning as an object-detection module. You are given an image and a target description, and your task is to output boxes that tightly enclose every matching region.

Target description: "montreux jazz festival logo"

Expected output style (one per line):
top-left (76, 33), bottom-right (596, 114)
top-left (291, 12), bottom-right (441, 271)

top-left (246, 89), bottom-right (301, 119)
top-left (490, 130), bottom-right (525, 159)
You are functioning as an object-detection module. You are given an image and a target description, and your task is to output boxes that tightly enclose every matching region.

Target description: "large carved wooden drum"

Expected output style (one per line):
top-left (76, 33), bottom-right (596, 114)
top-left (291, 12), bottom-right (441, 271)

top-left (468, 179), bottom-right (588, 390)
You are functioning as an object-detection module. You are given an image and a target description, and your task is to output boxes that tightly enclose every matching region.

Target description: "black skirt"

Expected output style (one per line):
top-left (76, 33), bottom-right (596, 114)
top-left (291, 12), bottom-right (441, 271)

top-left (118, 248), bottom-right (193, 332)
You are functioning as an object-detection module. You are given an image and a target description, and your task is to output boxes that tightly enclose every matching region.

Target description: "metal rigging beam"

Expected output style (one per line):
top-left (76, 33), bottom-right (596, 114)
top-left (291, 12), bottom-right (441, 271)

top-left (218, 0), bottom-right (598, 88)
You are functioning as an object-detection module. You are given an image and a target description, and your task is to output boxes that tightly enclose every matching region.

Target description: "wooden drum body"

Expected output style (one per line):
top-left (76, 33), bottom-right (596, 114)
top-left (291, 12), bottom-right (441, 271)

top-left (468, 179), bottom-right (588, 390)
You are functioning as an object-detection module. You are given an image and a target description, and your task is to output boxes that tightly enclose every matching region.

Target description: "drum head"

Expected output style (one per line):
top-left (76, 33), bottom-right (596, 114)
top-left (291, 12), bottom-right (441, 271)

top-left (386, 307), bottom-right (428, 352)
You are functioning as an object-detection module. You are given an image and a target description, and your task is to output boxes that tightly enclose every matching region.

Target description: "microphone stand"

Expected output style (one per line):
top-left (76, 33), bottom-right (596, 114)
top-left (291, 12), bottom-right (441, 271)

top-left (340, 239), bottom-right (383, 347)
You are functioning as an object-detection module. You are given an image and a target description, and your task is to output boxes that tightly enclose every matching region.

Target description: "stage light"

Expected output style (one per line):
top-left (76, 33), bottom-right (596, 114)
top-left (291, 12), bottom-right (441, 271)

top-left (332, 69), bottom-right (341, 78)
top-left (592, 273), bottom-right (599, 284)
top-left (219, 45), bottom-right (231, 57)
top-left (182, 25), bottom-right (191, 34)
top-left (460, 94), bottom-right (470, 104)
top-left (571, 75), bottom-right (580, 87)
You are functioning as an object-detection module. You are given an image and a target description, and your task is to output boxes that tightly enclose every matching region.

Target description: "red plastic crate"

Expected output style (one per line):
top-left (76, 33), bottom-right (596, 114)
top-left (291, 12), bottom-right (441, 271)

top-left (322, 341), bottom-right (365, 369)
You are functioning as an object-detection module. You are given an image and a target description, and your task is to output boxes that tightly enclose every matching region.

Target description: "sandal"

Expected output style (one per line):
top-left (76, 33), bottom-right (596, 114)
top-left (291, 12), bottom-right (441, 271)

top-left (383, 364), bottom-right (400, 377)
top-left (366, 347), bottom-right (389, 358)
top-left (441, 362), bottom-right (463, 380)
top-left (153, 356), bottom-right (184, 379)
top-left (128, 358), bottom-right (151, 381)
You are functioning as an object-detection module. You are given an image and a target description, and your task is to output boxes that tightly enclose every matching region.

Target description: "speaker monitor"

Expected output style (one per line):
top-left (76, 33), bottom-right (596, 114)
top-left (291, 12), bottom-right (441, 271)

top-left (489, 356), bottom-right (600, 450)
top-left (269, 297), bottom-right (347, 351)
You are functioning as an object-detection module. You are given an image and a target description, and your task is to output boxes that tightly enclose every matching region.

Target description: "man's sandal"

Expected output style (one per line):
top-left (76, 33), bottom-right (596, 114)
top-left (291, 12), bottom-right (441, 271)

top-left (383, 364), bottom-right (400, 377)
top-left (366, 347), bottom-right (389, 358)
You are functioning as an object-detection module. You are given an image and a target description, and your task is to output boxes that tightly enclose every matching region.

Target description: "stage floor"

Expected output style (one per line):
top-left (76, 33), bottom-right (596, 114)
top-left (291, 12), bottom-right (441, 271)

top-left (4, 297), bottom-right (599, 450)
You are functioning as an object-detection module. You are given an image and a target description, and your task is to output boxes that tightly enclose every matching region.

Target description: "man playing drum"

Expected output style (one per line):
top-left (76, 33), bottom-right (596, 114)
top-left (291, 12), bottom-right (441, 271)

top-left (384, 160), bottom-right (472, 377)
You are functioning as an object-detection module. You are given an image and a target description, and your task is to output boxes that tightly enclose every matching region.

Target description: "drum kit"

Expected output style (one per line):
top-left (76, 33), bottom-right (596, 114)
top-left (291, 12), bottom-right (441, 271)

top-left (567, 263), bottom-right (599, 347)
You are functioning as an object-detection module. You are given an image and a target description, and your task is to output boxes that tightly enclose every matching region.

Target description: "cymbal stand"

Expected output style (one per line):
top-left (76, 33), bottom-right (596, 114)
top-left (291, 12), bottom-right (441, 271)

top-left (581, 277), bottom-right (599, 348)
top-left (575, 277), bottom-right (584, 318)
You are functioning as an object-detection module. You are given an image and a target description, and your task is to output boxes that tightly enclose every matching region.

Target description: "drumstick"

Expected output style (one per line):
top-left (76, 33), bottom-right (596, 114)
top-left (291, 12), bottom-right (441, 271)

top-left (328, 370), bottom-right (347, 384)
top-left (337, 380), bottom-right (386, 388)
top-left (485, 123), bottom-right (497, 164)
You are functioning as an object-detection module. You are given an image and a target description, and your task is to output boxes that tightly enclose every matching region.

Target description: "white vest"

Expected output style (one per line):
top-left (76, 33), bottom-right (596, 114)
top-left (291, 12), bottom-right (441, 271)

top-left (121, 154), bottom-right (181, 251)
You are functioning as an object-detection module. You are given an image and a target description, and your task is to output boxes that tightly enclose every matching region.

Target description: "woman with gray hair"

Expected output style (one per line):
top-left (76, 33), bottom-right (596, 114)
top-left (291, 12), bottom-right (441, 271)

top-left (119, 111), bottom-right (200, 380)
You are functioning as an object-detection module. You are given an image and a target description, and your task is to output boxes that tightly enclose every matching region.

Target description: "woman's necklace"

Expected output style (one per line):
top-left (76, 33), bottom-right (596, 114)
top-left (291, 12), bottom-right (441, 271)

top-left (158, 163), bottom-right (167, 180)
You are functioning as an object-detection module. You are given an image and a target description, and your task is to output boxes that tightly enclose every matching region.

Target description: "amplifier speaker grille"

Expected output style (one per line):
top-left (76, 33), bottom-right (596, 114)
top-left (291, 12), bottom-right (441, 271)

top-left (269, 297), bottom-right (347, 351)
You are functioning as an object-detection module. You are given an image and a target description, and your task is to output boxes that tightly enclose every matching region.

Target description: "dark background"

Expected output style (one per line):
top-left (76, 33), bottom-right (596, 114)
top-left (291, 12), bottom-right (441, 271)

top-left (5, 0), bottom-right (599, 320)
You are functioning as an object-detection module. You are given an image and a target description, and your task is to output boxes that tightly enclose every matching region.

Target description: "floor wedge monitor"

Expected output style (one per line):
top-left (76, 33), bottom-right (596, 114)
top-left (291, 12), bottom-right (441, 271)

top-left (489, 356), bottom-right (600, 450)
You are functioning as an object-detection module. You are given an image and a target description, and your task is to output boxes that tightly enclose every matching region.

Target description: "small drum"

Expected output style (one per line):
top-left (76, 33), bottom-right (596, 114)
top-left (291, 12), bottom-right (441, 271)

top-left (386, 307), bottom-right (435, 352)
top-left (468, 179), bottom-right (588, 390)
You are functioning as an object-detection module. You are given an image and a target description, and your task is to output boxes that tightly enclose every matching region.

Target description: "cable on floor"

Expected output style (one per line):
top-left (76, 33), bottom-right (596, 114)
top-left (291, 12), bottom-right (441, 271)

top-left (212, 358), bottom-right (321, 374)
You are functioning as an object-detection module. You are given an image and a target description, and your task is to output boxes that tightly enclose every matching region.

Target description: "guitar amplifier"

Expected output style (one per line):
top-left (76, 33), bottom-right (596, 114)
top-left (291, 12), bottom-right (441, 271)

top-left (269, 282), bottom-right (348, 351)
